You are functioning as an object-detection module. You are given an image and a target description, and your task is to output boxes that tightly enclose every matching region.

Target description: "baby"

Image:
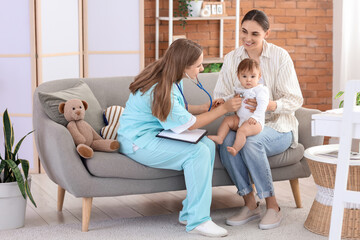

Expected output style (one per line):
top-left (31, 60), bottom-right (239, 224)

top-left (209, 58), bottom-right (269, 156)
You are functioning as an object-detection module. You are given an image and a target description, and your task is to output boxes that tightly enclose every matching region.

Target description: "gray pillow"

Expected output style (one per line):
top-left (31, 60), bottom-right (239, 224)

top-left (38, 80), bottom-right (104, 133)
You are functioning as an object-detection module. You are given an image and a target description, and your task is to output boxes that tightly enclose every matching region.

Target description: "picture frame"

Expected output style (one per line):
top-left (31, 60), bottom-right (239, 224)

top-left (202, 2), bottom-right (226, 17)
top-left (203, 4), bottom-right (211, 14)
top-left (216, 4), bottom-right (223, 15)
top-left (211, 4), bottom-right (217, 15)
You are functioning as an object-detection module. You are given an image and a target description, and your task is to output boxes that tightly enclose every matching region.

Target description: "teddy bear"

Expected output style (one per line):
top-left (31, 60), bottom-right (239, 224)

top-left (59, 99), bottom-right (120, 159)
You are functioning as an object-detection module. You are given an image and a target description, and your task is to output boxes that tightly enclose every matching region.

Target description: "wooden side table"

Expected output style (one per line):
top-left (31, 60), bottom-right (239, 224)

top-left (304, 144), bottom-right (360, 238)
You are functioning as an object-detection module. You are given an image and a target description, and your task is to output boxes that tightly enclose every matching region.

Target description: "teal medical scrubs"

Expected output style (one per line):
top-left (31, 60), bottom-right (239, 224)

top-left (117, 80), bottom-right (215, 232)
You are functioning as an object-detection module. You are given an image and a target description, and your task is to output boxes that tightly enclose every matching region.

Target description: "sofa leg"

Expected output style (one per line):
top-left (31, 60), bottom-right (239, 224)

top-left (289, 179), bottom-right (302, 208)
top-left (57, 185), bottom-right (66, 211)
top-left (82, 197), bottom-right (93, 232)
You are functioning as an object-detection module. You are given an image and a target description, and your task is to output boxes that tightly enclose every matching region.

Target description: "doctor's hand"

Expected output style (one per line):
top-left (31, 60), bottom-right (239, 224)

top-left (211, 98), bottom-right (225, 109)
top-left (202, 98), bottom-right (224, 112)
top-left (223, 97), bottom-right (242, 113)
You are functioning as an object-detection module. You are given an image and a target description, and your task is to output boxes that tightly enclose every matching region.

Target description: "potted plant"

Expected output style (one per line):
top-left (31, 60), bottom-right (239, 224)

top-left (175, 0), bottom-right (203, 29)
top-left (335, 91), bottom-right (360, 108)
top-left (334, 91), bottom-right (360, 152)
top-left (0, 109), bottom-right (36, 230)
top-left (203, 63), bottom-right (223, 73)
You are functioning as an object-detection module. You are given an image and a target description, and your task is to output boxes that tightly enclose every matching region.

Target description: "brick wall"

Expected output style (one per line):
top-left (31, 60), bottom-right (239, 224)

top-left (144, 0), bottom-right (333, 111)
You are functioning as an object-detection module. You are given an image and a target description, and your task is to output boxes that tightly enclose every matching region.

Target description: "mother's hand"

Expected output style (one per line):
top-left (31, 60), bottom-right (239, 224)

top-left (245, 98), bottom-right (277, 112)
top-left (244, 98), bottom-right (257, 113)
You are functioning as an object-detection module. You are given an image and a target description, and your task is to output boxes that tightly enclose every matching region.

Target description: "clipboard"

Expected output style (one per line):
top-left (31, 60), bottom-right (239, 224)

top-left (156, 129), bottom-right (208, 144)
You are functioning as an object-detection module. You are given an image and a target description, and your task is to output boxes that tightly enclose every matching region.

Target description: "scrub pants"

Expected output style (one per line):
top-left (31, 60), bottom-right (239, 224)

top-left (126, 136), bottom-right (215, 232)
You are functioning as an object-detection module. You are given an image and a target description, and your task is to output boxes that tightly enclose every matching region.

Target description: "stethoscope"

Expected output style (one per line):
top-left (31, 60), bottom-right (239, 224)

top-left (175, 73), bottom-right (213, 112)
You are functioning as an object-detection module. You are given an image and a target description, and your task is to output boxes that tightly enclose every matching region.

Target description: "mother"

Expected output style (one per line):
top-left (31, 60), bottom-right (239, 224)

top-left (214, 9), bottom-right (303, 230)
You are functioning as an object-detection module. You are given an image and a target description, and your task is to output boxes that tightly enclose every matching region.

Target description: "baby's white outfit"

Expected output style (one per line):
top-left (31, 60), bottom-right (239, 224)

top-left (234, 84), bottom-right (269, 128)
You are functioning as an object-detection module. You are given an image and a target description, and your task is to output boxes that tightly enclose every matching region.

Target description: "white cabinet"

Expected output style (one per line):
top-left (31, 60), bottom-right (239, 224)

top-left (155, 0), bottom-right (240, 63)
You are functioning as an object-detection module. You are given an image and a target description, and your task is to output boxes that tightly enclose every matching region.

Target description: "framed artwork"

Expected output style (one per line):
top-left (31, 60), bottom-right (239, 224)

top-left (211, 4), bottom-right (217, 15)
top-left (204, 4), bottom-right (211, 13)
top-left (202, 2), bottom-right (226, 16)
top-left (217, 4), bottom-right (223, 15)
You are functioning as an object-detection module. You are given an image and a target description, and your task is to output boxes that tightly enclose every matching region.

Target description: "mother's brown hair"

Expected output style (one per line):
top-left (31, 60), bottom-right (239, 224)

top-left (129, 39), bottom-right (202, 121)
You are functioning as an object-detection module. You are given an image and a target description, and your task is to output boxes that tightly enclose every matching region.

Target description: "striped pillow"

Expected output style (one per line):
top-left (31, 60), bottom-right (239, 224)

top-left (100, 105), bottom-right (124, 140)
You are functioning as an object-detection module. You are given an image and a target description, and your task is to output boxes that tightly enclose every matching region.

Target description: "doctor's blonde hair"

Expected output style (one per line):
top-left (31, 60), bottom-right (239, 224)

top-left (129, 39), bottom-right (203, 121)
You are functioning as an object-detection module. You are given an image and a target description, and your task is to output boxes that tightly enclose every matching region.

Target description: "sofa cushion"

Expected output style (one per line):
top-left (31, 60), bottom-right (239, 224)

top-left (38, 80), bottom-right (104, 133)
top-left (213, 143), bottom-right (304, 169)
top-left (84, 150), bottom-right (224, 179)
top-left (268, 143), bottom-right (305, 168)
top-left (101, 105), bottom-right (124, 140)
top-left (84, 143), bottom-right (303, 180)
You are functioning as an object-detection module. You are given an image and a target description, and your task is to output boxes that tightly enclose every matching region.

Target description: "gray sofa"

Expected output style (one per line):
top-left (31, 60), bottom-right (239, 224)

top-left (33, 73), bottom-right (323, 232)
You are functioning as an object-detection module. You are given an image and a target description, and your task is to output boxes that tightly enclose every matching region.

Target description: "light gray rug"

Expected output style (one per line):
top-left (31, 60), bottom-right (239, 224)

top-left (1, 204), bottom-right (327, 240)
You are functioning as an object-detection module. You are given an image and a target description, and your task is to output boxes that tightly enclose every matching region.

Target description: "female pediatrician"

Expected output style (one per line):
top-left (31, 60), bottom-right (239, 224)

top-left (117, 39), bottom-right (242, 238)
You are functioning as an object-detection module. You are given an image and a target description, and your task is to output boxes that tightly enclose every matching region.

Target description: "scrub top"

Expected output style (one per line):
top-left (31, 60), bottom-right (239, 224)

top-left (117, 80), bottom-right (193, 154)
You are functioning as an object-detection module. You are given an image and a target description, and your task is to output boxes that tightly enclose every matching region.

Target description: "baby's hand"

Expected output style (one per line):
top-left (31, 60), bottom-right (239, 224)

top-left (248, 117), bottom-right (257, 125)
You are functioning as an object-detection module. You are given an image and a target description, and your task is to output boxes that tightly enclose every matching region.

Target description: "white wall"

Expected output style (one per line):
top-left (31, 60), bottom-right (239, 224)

top-left (0, 0), bottom-right (36, 170)
top-left (0, 0), bottom-right (144, 173)
top-left (333, 0), bottom-right (360, 108)
top-left (85, 0), bottom-right (143, 77)
top-left (38, 0), bottom-right (82, 83)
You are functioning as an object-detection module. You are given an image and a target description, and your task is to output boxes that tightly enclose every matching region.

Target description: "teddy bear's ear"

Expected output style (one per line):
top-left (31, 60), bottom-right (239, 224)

top-left (59, 102), bottom-right (66, 114)
top-left (82, 100), bottom-right (88, 110)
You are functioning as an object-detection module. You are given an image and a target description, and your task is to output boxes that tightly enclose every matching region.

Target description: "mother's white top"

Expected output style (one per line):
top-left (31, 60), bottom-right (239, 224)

top-left (214, 40), bottom-right (304, 147)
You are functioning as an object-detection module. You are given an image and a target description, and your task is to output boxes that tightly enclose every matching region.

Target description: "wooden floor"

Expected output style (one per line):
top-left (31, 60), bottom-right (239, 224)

top-left (24, 174), bottom-right (317, 228)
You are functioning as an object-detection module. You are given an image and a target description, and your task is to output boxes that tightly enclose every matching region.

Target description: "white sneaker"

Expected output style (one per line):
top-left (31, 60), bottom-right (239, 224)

top-left (189, 220), bottom-right (228, 237)
top-left (179, 212), bottom-right (187, 225)
top-left (179, 220), bottom-right (187, 225)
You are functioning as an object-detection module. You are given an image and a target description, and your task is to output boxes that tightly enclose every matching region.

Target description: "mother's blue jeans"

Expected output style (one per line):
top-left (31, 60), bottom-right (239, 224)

top-left (219, 126), bottom-right (292, 199)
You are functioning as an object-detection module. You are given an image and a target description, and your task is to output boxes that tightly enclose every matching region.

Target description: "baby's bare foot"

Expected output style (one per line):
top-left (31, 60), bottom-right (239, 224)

top-left (208, 135), bottom-right (223, 145)
top-left (227, 146), bottom-right (238, 157)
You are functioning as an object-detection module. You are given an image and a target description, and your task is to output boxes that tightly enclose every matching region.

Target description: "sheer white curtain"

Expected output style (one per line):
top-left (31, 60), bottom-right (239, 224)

top-left (333, 0), bottom-right (360, 108)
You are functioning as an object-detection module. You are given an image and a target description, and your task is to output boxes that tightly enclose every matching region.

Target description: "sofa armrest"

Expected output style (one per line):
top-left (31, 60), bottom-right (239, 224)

top-left (296, 107), bottom-right (324, 150)
top-left (33, 109), bottom-right (95, 196)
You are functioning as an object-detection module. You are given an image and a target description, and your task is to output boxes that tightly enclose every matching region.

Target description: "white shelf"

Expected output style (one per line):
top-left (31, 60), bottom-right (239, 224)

top-left (203, 57), bottom-right (224, 64)
top-left (158, 16), bottom-right (237, 21)
top-left (155, 0), bottom-right (240, 62)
